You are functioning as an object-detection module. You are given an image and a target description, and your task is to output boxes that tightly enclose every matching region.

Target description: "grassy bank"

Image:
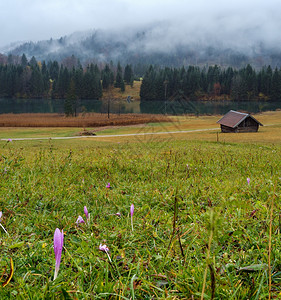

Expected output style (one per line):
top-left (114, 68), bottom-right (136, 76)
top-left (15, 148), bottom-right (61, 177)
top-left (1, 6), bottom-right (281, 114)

top-left (0, 131), bottom-right (280, 298)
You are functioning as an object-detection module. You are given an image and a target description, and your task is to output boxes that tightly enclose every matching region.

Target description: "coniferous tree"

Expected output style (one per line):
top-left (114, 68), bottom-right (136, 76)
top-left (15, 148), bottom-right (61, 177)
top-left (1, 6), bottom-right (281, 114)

top-left (114, 62), bottom-right (123, 88)
top-left (270, 68), bottom-right (281, 100)
top-left (102, 64), bottom-right (113, 90)
top-left (21, 54), bottom-right (28, 68)
top-left (65, 79), bottom-right (77, 116)
top-left (30, 65), bottom-right (44, 97)
top-left (124, 64), bottom-right (134, 85)
top-left (29, 56), bottom-right (37, 67)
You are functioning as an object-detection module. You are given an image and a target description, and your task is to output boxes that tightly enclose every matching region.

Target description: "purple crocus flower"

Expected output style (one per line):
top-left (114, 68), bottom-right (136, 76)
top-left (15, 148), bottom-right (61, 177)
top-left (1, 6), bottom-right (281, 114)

top-left (53, 228), bottom-right (64, 280)
top-left (106, 183), bottom-right (111, 189)
top-left (247, 177), bottom-right (250, 185)
top-left (76, 215), bottom-right (85, 224)
top-left (99, 244), bottom-right (109, 253)
top-left (99, 243), bottom-right (112, 262)
top-left (130, 204), bottom-right (134, 232)
top-left (84, 206), bottom-right (89, 219)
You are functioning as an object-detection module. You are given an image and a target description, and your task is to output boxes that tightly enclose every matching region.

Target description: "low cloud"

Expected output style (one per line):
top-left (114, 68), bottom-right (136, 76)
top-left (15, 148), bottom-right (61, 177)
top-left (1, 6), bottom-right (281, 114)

top-left (1, 0), bottom-right (281, 53)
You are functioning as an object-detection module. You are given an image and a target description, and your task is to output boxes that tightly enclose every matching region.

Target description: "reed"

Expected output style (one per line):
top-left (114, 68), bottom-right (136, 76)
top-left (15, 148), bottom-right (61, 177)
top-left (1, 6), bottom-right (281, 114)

top-left (0, 113), bottom-right (170, 127)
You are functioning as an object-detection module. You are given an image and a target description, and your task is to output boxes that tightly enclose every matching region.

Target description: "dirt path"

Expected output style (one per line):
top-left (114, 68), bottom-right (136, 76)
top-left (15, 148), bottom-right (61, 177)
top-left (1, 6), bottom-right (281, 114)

top-left (0, 128), bottom-right (219, 141)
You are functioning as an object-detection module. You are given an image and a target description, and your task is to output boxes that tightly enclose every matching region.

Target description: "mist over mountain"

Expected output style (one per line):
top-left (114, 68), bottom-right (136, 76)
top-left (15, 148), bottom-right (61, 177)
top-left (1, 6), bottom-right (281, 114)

top-left (2, 22), bottom-right (281, 68)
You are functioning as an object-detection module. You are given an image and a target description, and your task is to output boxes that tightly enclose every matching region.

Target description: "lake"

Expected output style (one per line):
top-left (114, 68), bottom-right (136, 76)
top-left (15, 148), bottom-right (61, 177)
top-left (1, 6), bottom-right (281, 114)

top-left (0, 98), bottom-right (280, 115)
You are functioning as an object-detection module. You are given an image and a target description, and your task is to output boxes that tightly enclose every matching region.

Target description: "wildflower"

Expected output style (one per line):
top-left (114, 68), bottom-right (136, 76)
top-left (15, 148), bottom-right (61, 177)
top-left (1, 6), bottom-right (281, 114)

top-left (99, 244), bottom-right (109, 253)
top-left (0, 211), bottom-right (9, 235)
top-left (8, 139), bottom-right (12, 142)
top-left (106, 183), bottom-right (111, 189)
top-left (115, 212), bottom-right (121, 217)
top-left (53, 228), bottom-right (64, 280)
top-left (99, 243), bottom-right (111, 262)
top-left (247, 177), bottom-right (250, 185)
top-left (130, 204), bottom-right (134, 232)
top-left (76, 215), bottom-right (85, 224)
top-left (84, 206), bottom-right (89, 219)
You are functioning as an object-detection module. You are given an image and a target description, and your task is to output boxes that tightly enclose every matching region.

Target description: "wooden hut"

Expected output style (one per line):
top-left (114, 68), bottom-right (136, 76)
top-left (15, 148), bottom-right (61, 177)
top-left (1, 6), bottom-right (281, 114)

top-left (217, 110), bottom-right (263, 133)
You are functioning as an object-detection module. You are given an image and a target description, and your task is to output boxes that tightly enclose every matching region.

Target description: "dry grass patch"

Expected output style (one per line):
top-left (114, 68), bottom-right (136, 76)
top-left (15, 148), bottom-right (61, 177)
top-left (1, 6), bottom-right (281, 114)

top-left (101, 81), bottom-right (141, 101)
top-left (0, 112), bottom-right (169, 127)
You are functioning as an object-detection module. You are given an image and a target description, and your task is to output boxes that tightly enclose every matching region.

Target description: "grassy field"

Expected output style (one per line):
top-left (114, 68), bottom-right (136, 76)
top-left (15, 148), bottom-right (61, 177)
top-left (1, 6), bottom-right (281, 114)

top-left (0, 111), bottom-right (281, 299)
top-left (101, 81), bottom-right (142, 101)
top-left (1, 110), bottom-right (281, 145)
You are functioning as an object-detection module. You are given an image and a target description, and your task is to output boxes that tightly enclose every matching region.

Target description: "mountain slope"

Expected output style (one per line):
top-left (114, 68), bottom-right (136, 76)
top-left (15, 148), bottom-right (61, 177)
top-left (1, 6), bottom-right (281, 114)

top-left (2, 24), bottom-right (281, 68)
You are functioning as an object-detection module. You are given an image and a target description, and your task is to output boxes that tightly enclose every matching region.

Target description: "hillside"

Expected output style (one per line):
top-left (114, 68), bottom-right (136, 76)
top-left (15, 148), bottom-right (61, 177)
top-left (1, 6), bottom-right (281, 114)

top-left (2, 25), bottom-right (281, 68)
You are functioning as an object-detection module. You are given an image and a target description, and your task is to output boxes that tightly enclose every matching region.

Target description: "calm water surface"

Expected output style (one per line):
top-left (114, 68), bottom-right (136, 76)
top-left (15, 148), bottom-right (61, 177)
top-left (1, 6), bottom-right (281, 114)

top-left (0, 98), bottom-right (280, 115)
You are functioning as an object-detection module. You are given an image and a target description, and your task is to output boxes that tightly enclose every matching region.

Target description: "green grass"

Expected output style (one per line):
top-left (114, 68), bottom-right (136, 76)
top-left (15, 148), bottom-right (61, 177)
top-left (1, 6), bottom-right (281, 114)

top-left (0, 138), bottom-right (280, 299)
top-left (0, 127), bottom-right (81, 139)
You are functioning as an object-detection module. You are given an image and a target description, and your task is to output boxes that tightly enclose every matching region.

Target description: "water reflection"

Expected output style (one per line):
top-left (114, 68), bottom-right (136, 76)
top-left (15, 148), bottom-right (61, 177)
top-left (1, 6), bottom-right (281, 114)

top-left (0, 98), bottom-right (280, 115)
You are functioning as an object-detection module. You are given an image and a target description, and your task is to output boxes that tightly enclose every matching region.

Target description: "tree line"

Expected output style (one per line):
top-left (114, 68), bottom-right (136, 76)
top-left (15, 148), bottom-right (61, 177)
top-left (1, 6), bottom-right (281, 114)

top-left (140, 64), bottom-right (281, 101)
top-left (1, 53), bottom-right (281, 106)
top-left (0, 54), bottom-right (134, 100)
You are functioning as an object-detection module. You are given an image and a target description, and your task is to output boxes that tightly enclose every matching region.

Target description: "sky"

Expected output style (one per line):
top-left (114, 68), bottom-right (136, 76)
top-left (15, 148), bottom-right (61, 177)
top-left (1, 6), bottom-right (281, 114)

top-left (1, 0), bottom-right (281, 49)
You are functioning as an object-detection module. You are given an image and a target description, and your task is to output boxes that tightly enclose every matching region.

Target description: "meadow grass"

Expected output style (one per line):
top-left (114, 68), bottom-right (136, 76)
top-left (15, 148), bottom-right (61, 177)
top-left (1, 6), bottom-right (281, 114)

top-left (1, 110), bottom-right (281, 143)
top-left (101, 81), bottom-right (142, 101)
top-left (0, 130), bottom-right (281, 299)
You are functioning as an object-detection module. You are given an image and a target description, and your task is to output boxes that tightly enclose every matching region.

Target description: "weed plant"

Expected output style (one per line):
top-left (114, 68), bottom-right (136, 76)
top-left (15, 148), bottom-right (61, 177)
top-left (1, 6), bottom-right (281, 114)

top-left (0, 139), bottom-right (280, 299)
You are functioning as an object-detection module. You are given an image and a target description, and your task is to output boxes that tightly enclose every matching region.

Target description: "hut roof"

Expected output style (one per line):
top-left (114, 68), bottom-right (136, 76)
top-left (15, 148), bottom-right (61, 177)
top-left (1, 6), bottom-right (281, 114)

top-left (217, 110), bottom-right (263, 128)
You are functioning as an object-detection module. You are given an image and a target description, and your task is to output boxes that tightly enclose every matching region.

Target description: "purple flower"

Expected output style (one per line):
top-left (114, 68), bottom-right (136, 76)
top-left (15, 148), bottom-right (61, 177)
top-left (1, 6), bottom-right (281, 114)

top-left (7, 139), bottom-right (12, 142)
top-left (84, 206), bottom-right (89, 219)
top-left (0, 211), bottom-right (2, 221)
top-left (99, 244), bottom-right (109, 253)
top-left (130, 204), bottom-right (134, 231)
top-left (53, 228), bottom-right (64, 280)
top-left (76, 215), bottom-right (85, 224)
top-left (106, 183), bottom-right (111, 189)
top-left (247, 177), bottom-right (250, 185)
top-left (99, 243), bottom-right (112, 262)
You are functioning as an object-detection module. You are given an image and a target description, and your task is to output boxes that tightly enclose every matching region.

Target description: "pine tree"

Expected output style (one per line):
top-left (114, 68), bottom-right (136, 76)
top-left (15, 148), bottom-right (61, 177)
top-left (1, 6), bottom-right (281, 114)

top-left (114, 62), bottom-right (123, 88)
top-left (124, 64), bottom-right (134, 85)
top-left (65, 79), bottom-right (77, 116)
top-left (21, 54), bottom-right (28, 68)
top-left (270, 68), bottom-right (281, 100)
top-left (102, 64), bottom-right (113, 90)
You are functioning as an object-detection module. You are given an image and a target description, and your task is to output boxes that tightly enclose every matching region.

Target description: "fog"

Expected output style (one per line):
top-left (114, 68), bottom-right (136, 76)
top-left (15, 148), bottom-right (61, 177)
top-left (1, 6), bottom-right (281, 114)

top-left (1, 0), bottom-right (281, 53)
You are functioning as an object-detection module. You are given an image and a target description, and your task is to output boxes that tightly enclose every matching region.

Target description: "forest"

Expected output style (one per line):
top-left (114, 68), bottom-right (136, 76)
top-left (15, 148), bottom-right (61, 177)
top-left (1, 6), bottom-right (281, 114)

top-left (1, 53), bottom-right (281, 106)
top-left (140, 64), bottom-right (281, 101)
